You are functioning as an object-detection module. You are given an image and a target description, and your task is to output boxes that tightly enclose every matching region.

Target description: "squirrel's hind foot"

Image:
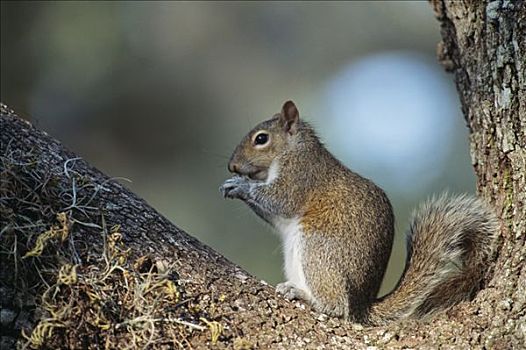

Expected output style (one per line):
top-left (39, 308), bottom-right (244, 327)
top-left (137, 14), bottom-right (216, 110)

top-left (276, 281), bottom-right (310, 301)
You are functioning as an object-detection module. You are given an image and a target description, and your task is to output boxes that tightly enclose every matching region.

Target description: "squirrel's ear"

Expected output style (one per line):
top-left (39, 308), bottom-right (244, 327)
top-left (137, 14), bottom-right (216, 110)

top-left (280, 100), bottom-right (299, 135)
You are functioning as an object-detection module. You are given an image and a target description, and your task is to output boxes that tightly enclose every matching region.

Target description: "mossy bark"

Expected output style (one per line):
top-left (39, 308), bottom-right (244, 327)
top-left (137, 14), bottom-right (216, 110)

top-left (1, 1), bottom-right (525, 348)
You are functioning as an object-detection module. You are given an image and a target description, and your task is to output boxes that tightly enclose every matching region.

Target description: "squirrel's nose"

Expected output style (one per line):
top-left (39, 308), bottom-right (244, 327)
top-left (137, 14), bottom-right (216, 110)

top-left (228, 162), bottom-right (239, 173)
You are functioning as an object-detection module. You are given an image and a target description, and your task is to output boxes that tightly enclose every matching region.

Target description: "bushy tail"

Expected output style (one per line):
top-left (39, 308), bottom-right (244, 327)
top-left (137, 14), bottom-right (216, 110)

top-left (368, 194), bottom-right (499, 325)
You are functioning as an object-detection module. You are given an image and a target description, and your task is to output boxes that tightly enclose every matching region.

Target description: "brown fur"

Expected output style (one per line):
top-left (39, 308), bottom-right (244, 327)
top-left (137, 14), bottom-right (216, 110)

top-left (221, 101), bottom-right (499, 324)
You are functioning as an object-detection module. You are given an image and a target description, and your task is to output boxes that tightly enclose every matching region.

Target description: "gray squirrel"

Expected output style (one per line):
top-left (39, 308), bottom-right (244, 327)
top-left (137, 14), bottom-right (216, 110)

top-left (220, 101), bottom-right (498, 325)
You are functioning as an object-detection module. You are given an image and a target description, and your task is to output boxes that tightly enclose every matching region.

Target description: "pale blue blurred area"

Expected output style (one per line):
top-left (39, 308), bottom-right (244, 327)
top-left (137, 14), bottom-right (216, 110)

top-left (321, 52), bottom-right (459, 194)
top-left (1, 2), bottom-right (475, 295)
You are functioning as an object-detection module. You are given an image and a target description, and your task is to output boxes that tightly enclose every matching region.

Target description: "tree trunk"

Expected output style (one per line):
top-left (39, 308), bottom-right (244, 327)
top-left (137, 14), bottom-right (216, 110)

top-left (430, 0), bottom-right (526, 346)
top-left (1, 1), bottom-right (524, 349)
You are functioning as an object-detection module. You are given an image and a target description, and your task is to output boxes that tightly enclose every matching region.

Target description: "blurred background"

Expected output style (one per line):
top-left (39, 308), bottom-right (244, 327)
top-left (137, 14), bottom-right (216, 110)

top-left (1, 2), bottom-right (475, 295)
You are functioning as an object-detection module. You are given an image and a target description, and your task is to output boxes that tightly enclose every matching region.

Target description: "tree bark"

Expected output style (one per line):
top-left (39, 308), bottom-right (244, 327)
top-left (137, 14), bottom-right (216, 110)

top-left (431, 0), bottom-right (526, 347)
top-left (1, 1), bottom-right (524, 349)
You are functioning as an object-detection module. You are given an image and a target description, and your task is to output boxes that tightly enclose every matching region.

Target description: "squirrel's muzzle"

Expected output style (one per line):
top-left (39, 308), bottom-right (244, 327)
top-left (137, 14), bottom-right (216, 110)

top-left (228, 160), bottom-right (267, 181)
top-left (228, 161), bottom-right (239, 174)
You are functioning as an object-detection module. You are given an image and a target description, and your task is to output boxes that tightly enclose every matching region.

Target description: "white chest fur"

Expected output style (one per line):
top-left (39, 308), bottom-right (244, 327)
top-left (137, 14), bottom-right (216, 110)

top-left (273, 217), bottom-right (311, 297)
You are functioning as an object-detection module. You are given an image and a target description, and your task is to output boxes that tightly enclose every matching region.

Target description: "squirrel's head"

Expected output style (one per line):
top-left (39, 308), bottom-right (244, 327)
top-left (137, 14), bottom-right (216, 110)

top-left (227, 100), bottom-right (300, 181)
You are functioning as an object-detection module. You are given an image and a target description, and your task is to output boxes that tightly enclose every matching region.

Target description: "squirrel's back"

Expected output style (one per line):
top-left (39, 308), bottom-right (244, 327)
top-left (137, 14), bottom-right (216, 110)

top-left (298, 152), bottom-right (395, 320)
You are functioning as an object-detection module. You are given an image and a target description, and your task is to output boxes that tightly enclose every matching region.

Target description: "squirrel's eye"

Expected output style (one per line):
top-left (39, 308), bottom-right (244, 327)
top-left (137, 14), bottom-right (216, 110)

top-left (254, 133), bottom-right (269, 146)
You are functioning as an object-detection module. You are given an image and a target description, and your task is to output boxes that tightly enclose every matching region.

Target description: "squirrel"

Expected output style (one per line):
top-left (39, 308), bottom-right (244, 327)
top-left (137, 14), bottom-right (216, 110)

top-left (219, 100), bottom-right (499, 325)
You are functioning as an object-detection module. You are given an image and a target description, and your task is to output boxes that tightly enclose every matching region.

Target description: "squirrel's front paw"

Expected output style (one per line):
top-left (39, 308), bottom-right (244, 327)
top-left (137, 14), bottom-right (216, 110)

top-left (276, 281), bottom-right (308, 301)
top-left (220, 176), bottom-right (251, 200)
